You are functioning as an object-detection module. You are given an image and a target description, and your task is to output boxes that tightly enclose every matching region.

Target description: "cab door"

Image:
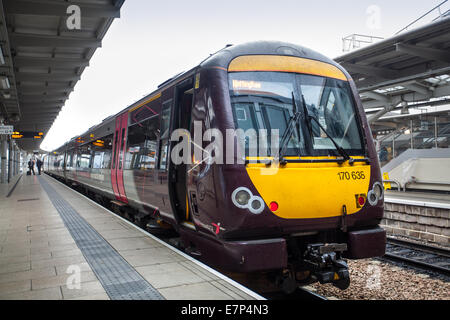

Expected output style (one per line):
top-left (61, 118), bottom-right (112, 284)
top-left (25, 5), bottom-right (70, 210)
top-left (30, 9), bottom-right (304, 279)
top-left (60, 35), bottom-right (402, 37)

top-left (111, 112), bottom-right (129, 203)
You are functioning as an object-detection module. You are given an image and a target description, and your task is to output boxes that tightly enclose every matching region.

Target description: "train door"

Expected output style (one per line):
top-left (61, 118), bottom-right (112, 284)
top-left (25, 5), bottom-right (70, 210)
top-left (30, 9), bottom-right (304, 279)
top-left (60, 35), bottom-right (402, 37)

top-left (168, 77), bottom-right (194, 224)
top-left (111, 112), bottom-right (129, 203)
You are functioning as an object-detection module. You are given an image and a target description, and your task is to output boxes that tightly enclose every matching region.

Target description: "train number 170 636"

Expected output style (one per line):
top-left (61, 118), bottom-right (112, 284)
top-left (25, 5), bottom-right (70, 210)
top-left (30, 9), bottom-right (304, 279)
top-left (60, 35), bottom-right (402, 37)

top-left (337, 171), bottom-right (366, 180)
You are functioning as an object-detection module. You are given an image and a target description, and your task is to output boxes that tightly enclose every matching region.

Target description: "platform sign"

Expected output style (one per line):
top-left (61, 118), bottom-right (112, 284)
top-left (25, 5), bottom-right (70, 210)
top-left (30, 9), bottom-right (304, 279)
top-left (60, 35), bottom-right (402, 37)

top-left (382, 172), bottom-right (391, 190)
top-left (0, 125), bottom-right (13, 135)
top-left (11, 131), bottom-right (43, 139)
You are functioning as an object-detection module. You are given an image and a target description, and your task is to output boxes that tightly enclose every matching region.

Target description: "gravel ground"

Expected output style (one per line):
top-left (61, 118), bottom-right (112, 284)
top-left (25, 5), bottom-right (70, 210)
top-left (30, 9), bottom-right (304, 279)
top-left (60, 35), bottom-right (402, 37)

top-left (310, 259), bottom-right (450, 300)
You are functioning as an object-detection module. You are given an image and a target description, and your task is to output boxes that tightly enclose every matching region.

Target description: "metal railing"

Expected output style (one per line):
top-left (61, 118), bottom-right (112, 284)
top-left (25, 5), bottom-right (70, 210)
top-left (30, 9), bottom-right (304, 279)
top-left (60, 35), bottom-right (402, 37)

top-left (342, 34), bottom-right (384, 52)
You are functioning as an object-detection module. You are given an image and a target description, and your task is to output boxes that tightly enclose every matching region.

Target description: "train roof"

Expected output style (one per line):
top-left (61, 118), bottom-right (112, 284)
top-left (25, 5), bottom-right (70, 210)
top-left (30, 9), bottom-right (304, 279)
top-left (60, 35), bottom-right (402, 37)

top-left (200, 40), bottom-right (339, 70)
top-left (50, 41), bottom-right (342, 152)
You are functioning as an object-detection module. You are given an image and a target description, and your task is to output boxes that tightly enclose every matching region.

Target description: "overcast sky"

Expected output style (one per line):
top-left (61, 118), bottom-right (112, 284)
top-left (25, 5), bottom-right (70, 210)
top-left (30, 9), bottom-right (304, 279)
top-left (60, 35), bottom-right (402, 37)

top-left (40, 0), bottom-right (449, 151)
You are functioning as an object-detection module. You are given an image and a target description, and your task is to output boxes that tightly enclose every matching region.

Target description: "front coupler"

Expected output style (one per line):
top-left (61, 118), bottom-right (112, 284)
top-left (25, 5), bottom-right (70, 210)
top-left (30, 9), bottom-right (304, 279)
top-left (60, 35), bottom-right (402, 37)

top-left (303, 243), bottom-right (350, 290)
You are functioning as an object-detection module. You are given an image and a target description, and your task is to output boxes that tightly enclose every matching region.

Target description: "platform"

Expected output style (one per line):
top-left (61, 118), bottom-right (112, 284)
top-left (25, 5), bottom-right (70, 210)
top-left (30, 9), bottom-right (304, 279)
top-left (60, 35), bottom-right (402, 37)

top-left (385, 190), bottom-right (450, 209)
top-left (0, 174), bottom-right (264, 300)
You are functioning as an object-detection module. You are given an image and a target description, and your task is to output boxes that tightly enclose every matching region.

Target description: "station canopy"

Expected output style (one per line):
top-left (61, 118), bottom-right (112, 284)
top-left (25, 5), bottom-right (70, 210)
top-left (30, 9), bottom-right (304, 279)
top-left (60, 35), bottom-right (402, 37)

top-left (0, 0), bottom-right (124, 151)
top-left (335, 15), bottom-right (450, 134)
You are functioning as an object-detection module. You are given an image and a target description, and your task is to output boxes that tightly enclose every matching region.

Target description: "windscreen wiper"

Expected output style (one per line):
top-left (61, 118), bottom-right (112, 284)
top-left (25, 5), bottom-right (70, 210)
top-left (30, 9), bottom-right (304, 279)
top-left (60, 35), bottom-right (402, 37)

top-left (277, 92), bottom-right (302, 163)
top-left (299, 94), bottom-right (354, 164)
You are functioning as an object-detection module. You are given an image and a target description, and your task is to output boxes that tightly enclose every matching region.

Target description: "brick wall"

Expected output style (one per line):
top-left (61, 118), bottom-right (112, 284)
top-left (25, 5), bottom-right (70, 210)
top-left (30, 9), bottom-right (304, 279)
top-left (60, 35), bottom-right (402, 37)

top-left (381, 202), bottom-right (450, 246)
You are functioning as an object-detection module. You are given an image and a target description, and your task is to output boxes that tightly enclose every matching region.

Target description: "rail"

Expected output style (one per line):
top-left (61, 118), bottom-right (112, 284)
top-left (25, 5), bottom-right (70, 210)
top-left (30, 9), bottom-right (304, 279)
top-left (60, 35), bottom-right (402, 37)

top-left (383, 237), bottom-right (450, 276)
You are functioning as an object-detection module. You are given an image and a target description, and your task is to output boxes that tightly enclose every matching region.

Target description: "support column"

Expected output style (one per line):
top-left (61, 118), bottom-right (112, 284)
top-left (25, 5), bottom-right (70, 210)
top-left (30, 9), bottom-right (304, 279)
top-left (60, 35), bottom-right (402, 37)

top-left (392, 135), bottom-right (396, 159)
top-left (435, 117), bottom-right (438, 148)
top-left (7, 137), bottom-right (11, 183)
top-left (0, 136), bottom-right (7, 184)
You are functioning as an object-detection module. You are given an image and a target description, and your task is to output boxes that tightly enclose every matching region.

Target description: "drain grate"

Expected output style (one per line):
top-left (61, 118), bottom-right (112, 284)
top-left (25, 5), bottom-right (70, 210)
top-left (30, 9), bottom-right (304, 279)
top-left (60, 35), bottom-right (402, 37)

top-left (38, 176), bottom-right (165, 300)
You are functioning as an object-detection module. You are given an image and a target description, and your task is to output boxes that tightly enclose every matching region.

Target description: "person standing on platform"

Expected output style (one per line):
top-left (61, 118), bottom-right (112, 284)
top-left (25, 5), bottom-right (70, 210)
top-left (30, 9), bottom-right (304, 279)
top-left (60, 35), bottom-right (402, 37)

top-left (28, 158), bottom-right (35, 175)
top-left (36, 158), bottom-right (43, 175)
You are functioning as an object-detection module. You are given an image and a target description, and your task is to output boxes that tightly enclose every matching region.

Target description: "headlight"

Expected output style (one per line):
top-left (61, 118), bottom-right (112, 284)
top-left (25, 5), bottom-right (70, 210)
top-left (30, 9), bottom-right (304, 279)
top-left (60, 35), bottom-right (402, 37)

top-left (373, 182), bottom-right (384, 199)
top-left (367, 190), bottom-right (378, 206)
top-left (235, 190), bottom-right (251, 206)
top-left (367, 182), bottom-right (383, 206)
top-left (249, 196), bottom-right (264, 214)
top-left (231, 187), bottom-right (252, 209)
top-left (231, 187), bottom-right (265, 214)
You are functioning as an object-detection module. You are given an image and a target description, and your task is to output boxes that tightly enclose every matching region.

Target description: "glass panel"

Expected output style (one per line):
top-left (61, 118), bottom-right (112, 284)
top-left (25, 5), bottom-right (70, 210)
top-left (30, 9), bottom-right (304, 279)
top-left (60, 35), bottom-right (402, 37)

top-left (126, 115), bottom-right (159, 170)
top-left (229, 72), bottom-right (305, 157)
top-left (160, 101), bottom-right (172, 140)
top-left (229, 71), bottom-right (364, 157)
top-left (159, 141), bottom-right (169, 170)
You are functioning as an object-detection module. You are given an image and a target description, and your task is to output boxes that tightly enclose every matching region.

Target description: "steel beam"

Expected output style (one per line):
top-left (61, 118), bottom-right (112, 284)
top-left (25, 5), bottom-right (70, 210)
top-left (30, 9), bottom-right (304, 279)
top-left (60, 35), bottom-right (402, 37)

top-left (20, 101), bottom-right (63, 106)
top-left (362, 83), bottom-right (450, 109)
top-left (14, 56), bottom-right (89, 68)
top-left (19, 93), bottom-right (68, 101)
top-left (396, 43), bottom-right (450, 64)
top-left (403, 83), bottom-right (432, 96)
top-left (15, 72), bottom-right (80, 82)
top-left (341, 62), bottom-right (400, 79)
top-left (10, 34), bottom-right (101, 48)
top-left (362, 91), bottom-right (391, 103)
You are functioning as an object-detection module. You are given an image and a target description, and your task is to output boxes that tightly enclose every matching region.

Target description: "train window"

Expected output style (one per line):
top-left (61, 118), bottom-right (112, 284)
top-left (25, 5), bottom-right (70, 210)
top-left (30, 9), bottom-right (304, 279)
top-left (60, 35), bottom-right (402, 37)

top-left (89, 134), bottom-right (113, 169)
top-left (261, 104), bottom-right (304, 154)
top-left (302, 77), bottom-right (362, 151)
top-left (159, 143), bottom-right (169, 170)
top-left (69, 151), bottom-right (75, 167)
top-left (102, 135), bottom-right (113, 169)
top-left (159, 100), bottom-right (172, 170)
top-left (92, 152), bottom-right (104, 169)
top-left (229, 71), bottom-right (364, 156)
top-left (160, 101), bottom-right (171, 140)
top-left (66, 153), bottom-right (72, 168)
top-left (126, 116), bottom-right (159, 170)
top-left (232, 103), bottom-right (258, 132)
top-left (77, 144), bottom-right (91, 169)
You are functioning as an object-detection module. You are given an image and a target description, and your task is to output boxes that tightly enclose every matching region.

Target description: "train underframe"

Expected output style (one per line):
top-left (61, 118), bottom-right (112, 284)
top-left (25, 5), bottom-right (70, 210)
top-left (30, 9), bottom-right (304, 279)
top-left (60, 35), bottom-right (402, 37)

top-left (47, 173), bottom-right (385, 294)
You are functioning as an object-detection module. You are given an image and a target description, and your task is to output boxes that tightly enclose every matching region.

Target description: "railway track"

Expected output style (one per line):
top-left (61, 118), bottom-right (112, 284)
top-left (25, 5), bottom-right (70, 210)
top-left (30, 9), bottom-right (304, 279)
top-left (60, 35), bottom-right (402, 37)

top-left (383, 237), bottom-right (450, 276)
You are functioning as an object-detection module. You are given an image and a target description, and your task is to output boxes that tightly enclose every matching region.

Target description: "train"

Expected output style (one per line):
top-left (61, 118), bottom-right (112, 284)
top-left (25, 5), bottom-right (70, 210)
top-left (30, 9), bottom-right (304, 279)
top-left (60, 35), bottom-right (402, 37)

top-left (45, 41), bottom-right (386, 292)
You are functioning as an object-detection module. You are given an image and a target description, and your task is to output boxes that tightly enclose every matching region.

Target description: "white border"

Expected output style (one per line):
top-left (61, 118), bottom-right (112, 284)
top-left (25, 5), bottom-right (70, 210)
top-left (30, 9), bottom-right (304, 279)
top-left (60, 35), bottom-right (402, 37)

top-left (46, 175), bottom-right (266, 300)
top-left (385, 196), bottom-right (450, 210)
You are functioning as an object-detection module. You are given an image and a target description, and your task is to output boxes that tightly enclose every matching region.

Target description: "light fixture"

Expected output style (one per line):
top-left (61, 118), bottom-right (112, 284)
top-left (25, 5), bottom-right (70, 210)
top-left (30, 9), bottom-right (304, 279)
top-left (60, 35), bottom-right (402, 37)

top-left (0, 76), bottom-right (10, 89)
top-left (2, 92), bottom-right (11, 99)
top-left (231, 187), bottom-right (265, 214)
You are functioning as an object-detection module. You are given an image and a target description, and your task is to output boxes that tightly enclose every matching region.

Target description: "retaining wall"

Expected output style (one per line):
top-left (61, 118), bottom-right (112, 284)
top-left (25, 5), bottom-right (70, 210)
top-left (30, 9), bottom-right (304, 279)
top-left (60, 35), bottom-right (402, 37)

top-left (381, 202), bottom-right (450, 246)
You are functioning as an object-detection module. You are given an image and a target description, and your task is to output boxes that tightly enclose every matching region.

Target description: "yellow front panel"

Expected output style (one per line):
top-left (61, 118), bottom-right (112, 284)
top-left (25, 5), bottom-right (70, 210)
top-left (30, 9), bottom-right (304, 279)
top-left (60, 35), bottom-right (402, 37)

top-left (228, 55), bottom-right (348, 81)
top-left (246, 159), bottom-right (371, 219)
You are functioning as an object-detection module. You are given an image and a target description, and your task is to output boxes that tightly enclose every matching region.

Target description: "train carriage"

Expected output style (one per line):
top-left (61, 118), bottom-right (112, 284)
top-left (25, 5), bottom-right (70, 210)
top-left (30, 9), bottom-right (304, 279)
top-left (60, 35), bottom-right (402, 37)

top-left (45, 41), bottom-right (386, 292)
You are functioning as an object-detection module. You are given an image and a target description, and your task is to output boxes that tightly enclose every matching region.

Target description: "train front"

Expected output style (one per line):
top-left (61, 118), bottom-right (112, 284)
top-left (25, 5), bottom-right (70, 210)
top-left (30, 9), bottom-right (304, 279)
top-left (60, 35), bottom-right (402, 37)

top-left (196, 42), bottom-right (386, 291)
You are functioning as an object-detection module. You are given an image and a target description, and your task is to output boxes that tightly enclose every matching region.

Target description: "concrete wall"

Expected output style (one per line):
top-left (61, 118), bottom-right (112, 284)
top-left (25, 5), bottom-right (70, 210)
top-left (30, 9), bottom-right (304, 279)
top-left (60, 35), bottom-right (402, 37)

top-left (381, 202), bottom-right (449, 246)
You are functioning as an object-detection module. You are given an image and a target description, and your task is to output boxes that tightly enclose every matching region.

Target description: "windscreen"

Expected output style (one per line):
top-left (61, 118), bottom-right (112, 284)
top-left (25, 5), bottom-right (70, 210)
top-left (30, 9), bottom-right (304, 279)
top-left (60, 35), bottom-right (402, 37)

top-left (229, 71), bottom-right (364, 157)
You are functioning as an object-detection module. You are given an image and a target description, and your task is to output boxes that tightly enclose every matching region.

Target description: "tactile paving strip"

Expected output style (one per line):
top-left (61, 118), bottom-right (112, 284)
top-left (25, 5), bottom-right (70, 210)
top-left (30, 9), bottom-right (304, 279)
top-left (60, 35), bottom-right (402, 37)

top-left (39, 176), bottom-right (165, 300)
